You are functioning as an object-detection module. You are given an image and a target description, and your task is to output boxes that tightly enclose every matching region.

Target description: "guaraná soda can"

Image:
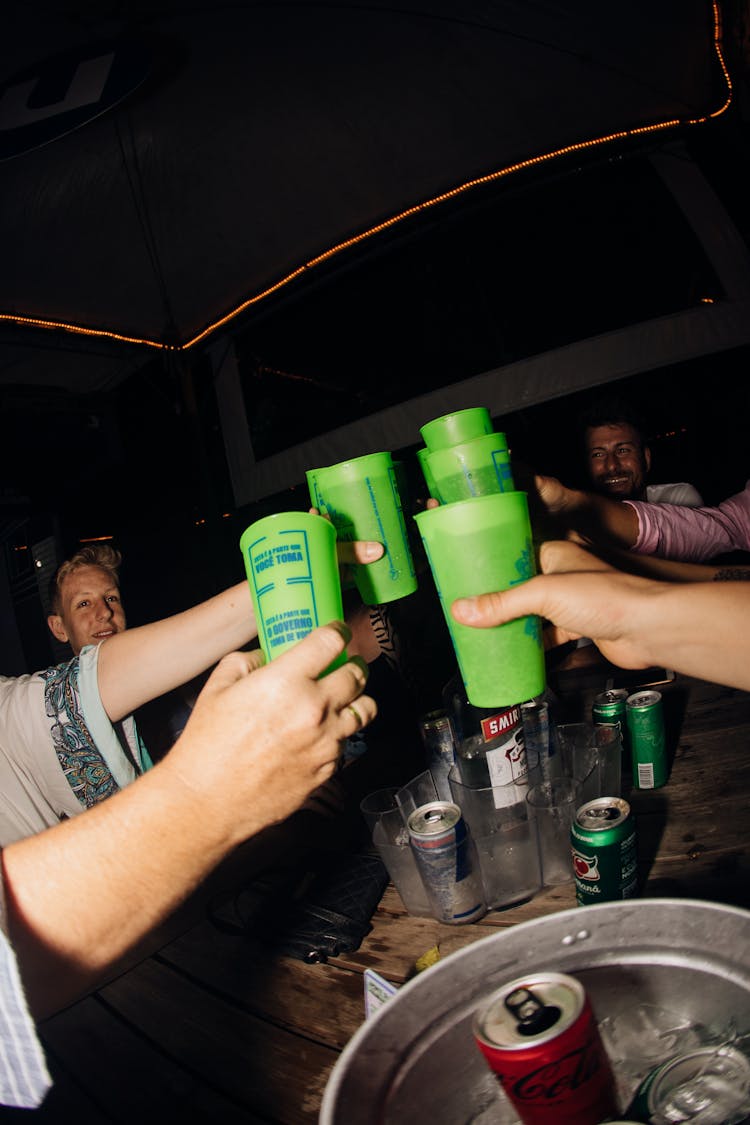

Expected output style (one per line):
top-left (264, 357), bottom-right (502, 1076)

top-left (407, 800), bottom-right (486, 924)
top-left (625, 1044), bottom-right (750, 1123)
top-left (472, 970), bottom-right (617, 1125)
top-left (592, 687), bottom-right (630, 756)
top-left (626, 689), bottom-right (668, 789)
top-left (571, 796), bottom-right (638, 905)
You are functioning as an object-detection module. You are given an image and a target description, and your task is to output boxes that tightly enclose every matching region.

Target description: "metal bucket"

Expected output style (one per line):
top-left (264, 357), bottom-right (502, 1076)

top-left (320, 899), bottom-right (750, 1124)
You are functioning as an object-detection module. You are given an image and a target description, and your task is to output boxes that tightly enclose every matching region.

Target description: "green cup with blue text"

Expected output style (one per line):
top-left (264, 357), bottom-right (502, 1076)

top-left (424, 431), bottom-right (514, 504)
top-left (308, 451), bottom-right (417, 605)
top-left (414, 491), bottom-right (545, 707)
top-left (419, 406), bottom-right (493, 451)
top-left (239, 511), bottom-right (346, 672)
top-left (416, 447), bottom-right (439, 500)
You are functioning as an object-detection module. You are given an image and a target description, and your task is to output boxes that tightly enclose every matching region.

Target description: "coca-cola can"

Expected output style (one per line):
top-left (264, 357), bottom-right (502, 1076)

top-left (472, 970), bottom-right (617, 1125)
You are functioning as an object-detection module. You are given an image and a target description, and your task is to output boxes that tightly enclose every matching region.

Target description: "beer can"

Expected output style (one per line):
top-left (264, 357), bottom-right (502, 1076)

top-left (625, 1044), bottom-right (750, 1123)
top-left (571, 796), bottom-right (637, 905)
top-left (472, 970), bottom-right (617, 1125)
top-left (626, 689), bottom-right (668, 789)
top-left (407, 801), bottom-right (486, 924)
top-left (592, 688), bottom-right (630, 755)
top-left (418, 709), bottom-right (456, 802)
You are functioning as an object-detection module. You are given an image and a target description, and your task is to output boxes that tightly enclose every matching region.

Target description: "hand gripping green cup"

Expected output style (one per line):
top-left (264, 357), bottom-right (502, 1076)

top-left (307, 451), bottom-right (417, 605)
top-left (239, 511), bottom-right (346, 671)
top-left (424, 432), bottom-right (514, 504)
top-left (413, 492), bottom-right (545, 707)
top-left (419, 407), bottom-right (493, 452)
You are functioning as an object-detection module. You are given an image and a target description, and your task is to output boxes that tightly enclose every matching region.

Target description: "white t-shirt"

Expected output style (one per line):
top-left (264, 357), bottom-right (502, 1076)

top-left (0, 645), bottom-right (150, 846)
top-left (645, 482), bottom-right (703, 507)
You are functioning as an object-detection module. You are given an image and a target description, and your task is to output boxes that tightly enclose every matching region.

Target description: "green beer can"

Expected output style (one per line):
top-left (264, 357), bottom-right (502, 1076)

top-left (570, 796), bottom-right (637, 906)
top-left (626, 689), bottom-right (668, 789)
top-left (592, 688), bottom-right (630, 754)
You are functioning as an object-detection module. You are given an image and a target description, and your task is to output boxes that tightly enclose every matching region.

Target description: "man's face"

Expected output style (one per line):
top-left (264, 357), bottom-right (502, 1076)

top-left (585, 422), bottom-right (651, 501)
top-left (47, 565), bottom-right (127, 656)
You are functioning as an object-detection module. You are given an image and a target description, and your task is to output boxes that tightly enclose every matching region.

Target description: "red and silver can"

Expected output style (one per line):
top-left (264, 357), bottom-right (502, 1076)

top-left (407, 801), bottom-right (486, 925)
top-left (472, 970), bottom-right (617, 1124)
top-left (418, 709), bottom-right (456, 802)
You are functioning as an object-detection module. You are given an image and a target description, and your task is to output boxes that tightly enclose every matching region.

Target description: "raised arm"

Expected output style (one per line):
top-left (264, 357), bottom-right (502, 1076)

top-left (97, 538), bottom-right (384, 721)
top-left (531, 474), bottom-right (639, 548)
top-left (3, 623), bottom-right (375, 1018)
top-left (450, 540), bottom-right (750, 691)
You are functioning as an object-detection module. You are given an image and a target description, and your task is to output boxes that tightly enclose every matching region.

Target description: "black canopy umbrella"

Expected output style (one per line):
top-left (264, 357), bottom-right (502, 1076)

top-left (1, 0), bottom-right (731, 394)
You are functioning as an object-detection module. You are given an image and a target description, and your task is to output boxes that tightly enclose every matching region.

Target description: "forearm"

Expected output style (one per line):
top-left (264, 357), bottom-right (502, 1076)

top-left (577, 543), bottom-right (722, 583)
top-left (99, 581), bottom-right (256, 720)
top-left (625, 581), bottom-right (750, 688)
top-left (534, 476), bottom-right (639, 549)
top-left (2, 759), bottom-right (236, 1018)
top-left (559, 488), bottom-right (638, 548)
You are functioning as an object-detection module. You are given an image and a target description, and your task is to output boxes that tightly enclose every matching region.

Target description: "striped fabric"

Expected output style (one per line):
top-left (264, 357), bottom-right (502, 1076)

top-left (0, 927), bottom-right (51, 1107)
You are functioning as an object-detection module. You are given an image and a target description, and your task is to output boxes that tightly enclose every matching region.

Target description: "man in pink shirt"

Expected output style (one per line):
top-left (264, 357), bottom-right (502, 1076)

top-left (533, 475), bottom-right (750, 567)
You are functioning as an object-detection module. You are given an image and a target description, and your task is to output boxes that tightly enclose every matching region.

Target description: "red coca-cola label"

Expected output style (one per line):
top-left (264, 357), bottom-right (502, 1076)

top-left (480, 705), bottom-right (521, 742)
top-left (476, 1004), bottom-right (617, 1125)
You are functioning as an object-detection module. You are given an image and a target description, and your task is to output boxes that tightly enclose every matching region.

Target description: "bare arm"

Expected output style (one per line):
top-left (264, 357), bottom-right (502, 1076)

top-left (3, 623), bottom-right (375, 1018)
top-left (98, 539), bottom-right (384, 721)
top-left (564, 541), bottom-right (727, 583)
top-left (450, 540), bottom-right (750, 691)
top-left (532, 474), bottom-right (639, 549)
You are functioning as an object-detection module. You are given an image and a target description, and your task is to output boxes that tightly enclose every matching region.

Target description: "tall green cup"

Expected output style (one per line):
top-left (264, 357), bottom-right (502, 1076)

top-left (239, 511), bottom-right (345, 670)
top-left (416, 447), bottom-right (440, 500)
top-left (308, 451), bottom-right (417, 605)
top-left (419, 407), bottom-right (493, 451)
top-left (425, 432), bottom-right (514, 504)
top-left (413, 492), bottom-right (545, 707)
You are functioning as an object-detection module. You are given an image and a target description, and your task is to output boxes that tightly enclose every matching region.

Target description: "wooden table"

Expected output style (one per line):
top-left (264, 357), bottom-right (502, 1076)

top-left (21, 661), bottom-right (750, 1125)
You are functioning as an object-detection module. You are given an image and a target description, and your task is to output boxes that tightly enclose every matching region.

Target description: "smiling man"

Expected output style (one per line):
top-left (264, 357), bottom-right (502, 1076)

top-left (47, 544), bottom-right (126, 653)
top-left (581, 396), bottom-right (703, 507)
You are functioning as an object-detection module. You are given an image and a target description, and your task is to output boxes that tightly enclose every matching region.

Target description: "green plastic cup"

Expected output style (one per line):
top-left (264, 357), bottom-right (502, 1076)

top-left (419, 407), bottom-right (493, 451)
top-left (425, 432), bottom-right (514, 504)
top-left (308, 451), bottom-right (417, 605)
top-left (413, 492), bottom-right (545, 707)
top-left (239, 511), bottom-right (345, 670)
top-left (416, 447), bottom-right (440, 500)
top-left (305, 467), bottom-right (325, 511)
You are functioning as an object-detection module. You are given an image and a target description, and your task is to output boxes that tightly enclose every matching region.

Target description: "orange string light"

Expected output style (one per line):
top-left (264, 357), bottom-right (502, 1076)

top-left (1, 1), bottom-right (731, 356)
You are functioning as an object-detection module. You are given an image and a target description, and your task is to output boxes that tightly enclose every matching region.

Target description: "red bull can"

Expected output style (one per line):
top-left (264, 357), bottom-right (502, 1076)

top-left (418, 709), bottom-right (456, 802)
top-left (407, 801), bottom-right (486, 924)
top-left (473, 970), bottom-right (617, 1124)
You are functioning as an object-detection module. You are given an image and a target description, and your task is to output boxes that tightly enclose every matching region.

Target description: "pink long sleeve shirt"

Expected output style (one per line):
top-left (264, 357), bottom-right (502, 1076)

top-left (625, 481), bottom-right (750, 562)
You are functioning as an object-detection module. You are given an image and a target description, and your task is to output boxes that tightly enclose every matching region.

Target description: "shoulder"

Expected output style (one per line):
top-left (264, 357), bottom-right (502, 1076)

top-left (646, 483), bottom-right (703, 506)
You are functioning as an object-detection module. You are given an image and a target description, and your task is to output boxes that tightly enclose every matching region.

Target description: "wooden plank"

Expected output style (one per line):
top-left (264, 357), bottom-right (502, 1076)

top-left (39, 993), bottom-right (261, 1123)
top-left (157, 920), bottom-right (368, 1050)
top-left (93, 958), bottom-right (339, 1124)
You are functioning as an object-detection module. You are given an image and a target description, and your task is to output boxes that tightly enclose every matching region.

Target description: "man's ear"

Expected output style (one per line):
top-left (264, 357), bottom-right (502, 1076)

top-left (47, 615), bottom-right (69, 644)
top-left (643, 445), bottom-right (652, 474)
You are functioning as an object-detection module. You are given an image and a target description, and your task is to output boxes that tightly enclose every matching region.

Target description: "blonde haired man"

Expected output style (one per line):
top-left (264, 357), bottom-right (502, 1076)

top-left (0, 533), bottom-right (384, 846)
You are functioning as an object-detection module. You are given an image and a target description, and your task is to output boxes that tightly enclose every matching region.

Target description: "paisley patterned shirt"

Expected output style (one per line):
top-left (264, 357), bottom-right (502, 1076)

top-left (41, 658), bottom-right (119, 809)
top-left (0, 645), bottom-right (151, 845)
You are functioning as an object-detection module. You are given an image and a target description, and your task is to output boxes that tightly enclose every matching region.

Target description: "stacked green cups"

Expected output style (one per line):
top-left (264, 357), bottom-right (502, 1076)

top-left (418, 407), bottom-right (514, 505)
top-left (414, 407), bottom-right (545, 708)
